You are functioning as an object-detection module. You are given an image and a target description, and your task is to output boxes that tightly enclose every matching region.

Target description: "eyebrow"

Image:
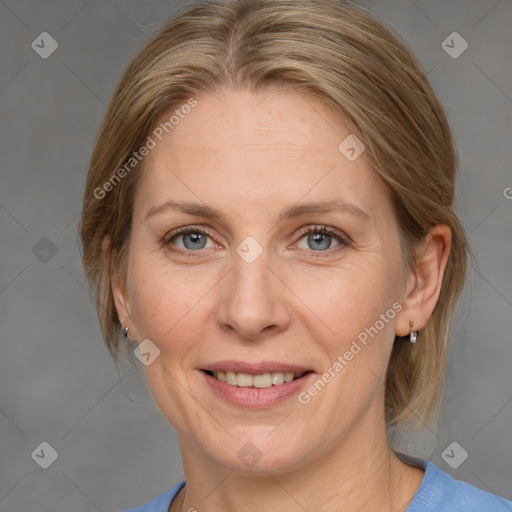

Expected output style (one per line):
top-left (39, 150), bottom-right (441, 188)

top-left (144, 198), bottom-right (370, 223)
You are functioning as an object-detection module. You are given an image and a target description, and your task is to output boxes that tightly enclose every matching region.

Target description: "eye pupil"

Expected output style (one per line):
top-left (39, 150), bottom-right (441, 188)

top-left (308, 232), bottom-right (331, 250)
top-left (183, 232), bottom-right (207, 250)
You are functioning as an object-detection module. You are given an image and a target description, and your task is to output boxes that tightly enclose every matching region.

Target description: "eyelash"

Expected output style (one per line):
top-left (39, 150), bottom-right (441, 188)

top-left (162, 224), bottom-right (349, 258)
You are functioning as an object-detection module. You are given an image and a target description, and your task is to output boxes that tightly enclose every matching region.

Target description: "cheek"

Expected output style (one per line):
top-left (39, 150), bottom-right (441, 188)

top-left (127, 253), bottom-right (218, 349)
top-left (291, 258), bottom-right (399, 346)
top-left (289, 259), bottom-right (401, 414)
top-left (301, 273), bottom-right (398, 422)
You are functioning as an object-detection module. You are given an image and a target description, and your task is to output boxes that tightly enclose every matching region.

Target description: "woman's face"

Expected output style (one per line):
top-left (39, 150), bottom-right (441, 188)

top-left (114, 88), bottom-right (415, 475)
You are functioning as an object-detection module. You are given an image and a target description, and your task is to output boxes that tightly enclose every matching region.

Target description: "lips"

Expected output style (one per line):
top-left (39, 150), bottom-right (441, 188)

top-left (200, 360), bottom-right (314, 391)
top-left (201, 365), bottom-right (315, 408)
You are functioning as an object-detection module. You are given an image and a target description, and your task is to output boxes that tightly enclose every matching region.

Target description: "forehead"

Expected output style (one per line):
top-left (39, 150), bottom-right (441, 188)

top-left (133, 88), bottom-right (388, 222)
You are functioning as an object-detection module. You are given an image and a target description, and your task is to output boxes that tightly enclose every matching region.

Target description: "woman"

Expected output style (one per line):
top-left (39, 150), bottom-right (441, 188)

top-left (80, 1), bottom-right (511, 511)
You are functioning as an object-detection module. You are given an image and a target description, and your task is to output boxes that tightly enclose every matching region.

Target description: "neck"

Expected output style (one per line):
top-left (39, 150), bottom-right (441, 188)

top-left (174, 409), bottom-right (424, 512)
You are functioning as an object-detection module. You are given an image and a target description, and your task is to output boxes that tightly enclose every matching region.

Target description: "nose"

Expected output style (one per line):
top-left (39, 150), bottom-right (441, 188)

top-left (216, 248), bottom-right (292, 341)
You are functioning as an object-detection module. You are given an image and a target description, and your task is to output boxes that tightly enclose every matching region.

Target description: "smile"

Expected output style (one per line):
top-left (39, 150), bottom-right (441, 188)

top-left (204, 370), bottom-right (309, 388)
top-left (201, 368), bottom-right (315, 408)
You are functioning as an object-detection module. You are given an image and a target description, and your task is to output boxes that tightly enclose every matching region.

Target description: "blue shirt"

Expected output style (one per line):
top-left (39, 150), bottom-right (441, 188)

top-left (122, 455), bottom-right (512, 511)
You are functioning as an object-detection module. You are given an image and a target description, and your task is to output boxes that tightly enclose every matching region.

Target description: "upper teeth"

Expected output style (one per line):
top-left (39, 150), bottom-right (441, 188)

top-left (213, 371), bottom-right (305, 388)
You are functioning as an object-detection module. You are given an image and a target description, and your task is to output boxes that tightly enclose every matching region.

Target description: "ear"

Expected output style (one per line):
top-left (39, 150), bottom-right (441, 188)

top-left (395, 224), bottom-right (452, 336)
top-left (102, 236), bottom-right (138, 340)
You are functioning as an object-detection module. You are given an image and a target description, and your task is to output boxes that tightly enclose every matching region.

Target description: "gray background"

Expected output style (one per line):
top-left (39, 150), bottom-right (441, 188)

top-left (0, 1), bottom-right (511, 511)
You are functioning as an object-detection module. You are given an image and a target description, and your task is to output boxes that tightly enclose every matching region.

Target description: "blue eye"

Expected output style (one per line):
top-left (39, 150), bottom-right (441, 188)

top-left (166, 228), bottom-right (215, 251)
top-left (296, 227), bottom-right (344, 252)
top-left (181, 232), bottom-right (208, 250)
top-left (164, 225), bottom-right (347, 257)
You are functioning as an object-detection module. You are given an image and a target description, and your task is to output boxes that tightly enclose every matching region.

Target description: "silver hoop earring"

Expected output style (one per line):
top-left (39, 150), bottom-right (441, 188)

top-left (122, 326), bottom-right (130, 338)
top-left (409, 321), bottom-right (417, 344)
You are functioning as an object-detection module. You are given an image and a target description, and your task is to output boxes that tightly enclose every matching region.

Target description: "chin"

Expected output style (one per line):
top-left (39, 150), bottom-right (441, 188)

top-left (204, 433), bottom-right (312, 476)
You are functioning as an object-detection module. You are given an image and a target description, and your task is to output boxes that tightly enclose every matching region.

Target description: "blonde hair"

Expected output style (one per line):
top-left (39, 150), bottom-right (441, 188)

top-left (80, 0), bottom-right (472, 431)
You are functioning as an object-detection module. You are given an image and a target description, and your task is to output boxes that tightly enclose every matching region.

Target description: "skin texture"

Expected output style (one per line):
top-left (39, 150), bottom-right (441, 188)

top-left (111, 88), bottom-right (451, 512)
